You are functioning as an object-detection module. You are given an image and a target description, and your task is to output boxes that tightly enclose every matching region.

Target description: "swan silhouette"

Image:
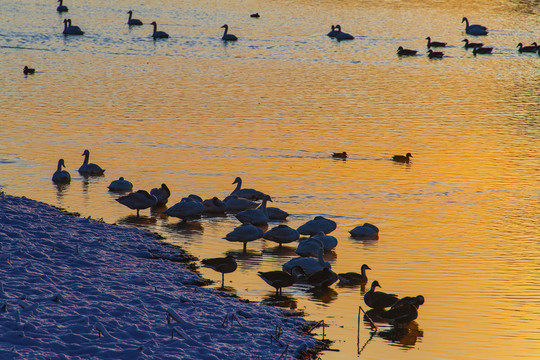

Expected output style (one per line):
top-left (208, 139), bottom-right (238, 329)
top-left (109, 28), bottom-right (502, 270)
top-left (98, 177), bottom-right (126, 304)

top-left (221, 24), bottom-right (238, 41)
top-left (63, 19), bottom-right (84, 35)
top-left (224, 223), bottom-right (264, 252)
top-left (282, 246), bottom-right (331, 276)
top-left (334, 25), bottom-right (354, 40)
top-left (116, 190), bottom-right (157, 217)
top-left (517, 42), bottom-right (538, 53)
top-left (78, 149), bottom-right (105, 175)
top-left (263, 225), bottom-right (300, 245)
top-left (127, 10), bottom-right (143, 26)
top-left (150, 183), bottom-right (170, 206)
top-left (108, 177), bottom-right (133, 192)
top-left (151, 21), bottom-right (169, 39)
top-left (235, 195), bottom-right (272, 226)
top-left (462, 17), bottom-right (488, 36)
top-left (57, 0), bottom-right (68, 13)
top-left (230, 177), bottom-right (266, 200)
top-left (297, 216), bottom-right (337, 236)
top-left (327, 25), bottom-right (338, 38)
top-left (164, 197), bottom-right (205, 222)
top-left (349, 223), bottom-right (379, 239)
top-left (52, 159), bottom-right (71, 184)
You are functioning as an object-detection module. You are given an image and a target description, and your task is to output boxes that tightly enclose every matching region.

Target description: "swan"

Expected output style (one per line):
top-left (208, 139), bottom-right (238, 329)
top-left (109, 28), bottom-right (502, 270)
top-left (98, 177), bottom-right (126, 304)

top-left (202, 255), bottom-right (237, 289)
top-left (349, 223), bottom-right (379, 239)
top-left (182, 194), bottom-right (203, 203)
top-left (327, 25), bottom-right (338, 38)
top-left (223, 194), bottom-right (259, 212)
top-left (150, 183), bottom-right (170, 206)
top-left (257, 200), bottom-right (288, 220)
top-left (310, 231), bottom-right (337, 251)
top-left (57, 0), bottom-right (68, 13)
top-left (107, 177), bottom-right (133, 192)
top-left (332, 151), bottom-right (347, 159)
top-left (462, 17), bottom-right (488, 36)
top-left (397, 46), bottom-right (417, 56)
top-left (163, 197), bottom-right (205, 222)
top-left (263, 225), bottom-right (300, 245)
top-left (235, 194), bottom-right (271, 226)
top-left (392, 152), bottom-right (412, 163)
top-left (296, 232), bottom-right (336, 256)
top-left (472, 46), bottom-right (493, 56)
top-left (364, 280), bottom-right (399, 310)
top-left (127, 10), bottom-right (143, 26)
top-left (23, 66), bottom-right (35, 75)
top-left (462, 39), bottom-right (483, 49)
top-left (230, 176), bottom-right (266, 200)
top-left (78, 149), bottom-right (105, 175)
top-left (116, 190), bottom-right (157, 217)
top-left (425, 37), bottom-right (446, 48)
top-left (517, 42), bottom-right (538, 53)
top-left (52, 159), bottom-right (71, 183)
top-left (338, 264), bottom-right (371, 286)
top-left (258, 266), bottom-right (305, 295)
top-left (150, 21), bottom-right (169, 39)
top-left (202, 197), bottom-right (228, 214)
top-left (305, 267), bottom-right (338, 288)
top-left (282, 247), bottom-right (331, 276)
top-left (297, 216), bottom-right (337, 236)
top-left (223, 223), bottom-right (264, 252)
top-left (63, 19), bottom-right (84, 35)
top-left (334, 25), bottom-right (354, 40)
top-left (221, 24), bottom-right (238, 41)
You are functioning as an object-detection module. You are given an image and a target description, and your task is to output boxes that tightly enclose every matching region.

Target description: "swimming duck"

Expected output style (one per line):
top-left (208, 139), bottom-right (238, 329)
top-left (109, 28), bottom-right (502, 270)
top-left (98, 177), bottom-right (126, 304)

top-left (258, 266), bottom-right (305, 295)
top-left (462, 39), bottom-right (483, 49)
top-left (78, 149), bottom-right (105, 175)
top-left (462, 17), bottom-right (488, 36)
top-left (230, 176), bottom-right (266, 200)
top-left (263, 224), bottom-right (300, 245)
top-left (163, 197), bottom-right (204, 222)
top-left (425, 37), bottom-right (446, 48)
top-left (127, 10), bottom-right (143, 26)
top-left (338, 264), bottom-right (371, 286)
top-left (332, 151), bottom-right (347, 159)
top-left (282, 246), bottom-right (331, 276)
top-left (116, 190), bottom-right (157, 217)
top-left (297, 216), bottom-right (337, 236)
top-left (63, 19), bottom-right (84, 35)
top-left (327, 25), bottom-right (338, 38)
top-left (202, 255), bottom-right (237, 289)
top-left (203, 197), bottom-right (228, 214)
top-left (52, 159), bottom-right (71, 184)
top-left (23, 66), bottom-right (35, 75)
top-left (380, 295), bottom-right (424, 325)
top-left (334, 25), bottom-right (354, 40)
top-left (427, 49), bottom-right (444, 58)
top-left (150, 183), bottom-right (170, 206)
top-left (150, 21), bottom-right (169, 39)
top-left (235, 194), bottom-right (271, 226)
top-left (107, 177), bottom-right (133, 192)
top-left (56, 0), bottom-right (68, 13)
top-left (223, 195), bottom-right (259, 212)
top-left (397, 46), bottom-right (418, 56)
top-left (221, 24), bottom-right (238, 41)
top-left (349, 223), bottom-right (379, 239)
top-left (364, 280), bottom-right (399, 310)
top-left (305, 267), bottom-right (338, 288)
top-left (250, 13), bottom-right (260, 18)
top-left (517, 42), bottom-right (538, 53)
top-left (391, 295), bottom-right (425, 309)
top-left (472, 46), bottom-right (493, 56)
top-left (223, 223), bottom-right (264, 252)
top-left (392, 152), bottom-right (413, 163)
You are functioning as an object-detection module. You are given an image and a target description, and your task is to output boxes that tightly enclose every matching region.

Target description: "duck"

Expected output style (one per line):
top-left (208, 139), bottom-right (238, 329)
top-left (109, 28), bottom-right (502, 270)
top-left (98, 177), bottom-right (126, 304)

top-left (250, 13), bottom-right (260, 18)
top-left (462, 17), bottom-right (488, 36)
top-left (127, 10), bottom-right (143, 26)
top-left (334, 25), bottom-right (354, 40)
top-left (392, 152), bottom-right (413, 163)
top-left (327, 25), bottom-right (338, 38)
top-left (282, 246), bottom-right (331, 276)
top-left (107, 177), bottom-right (133, 192)
top-left (235, 194), bottom-right (271, 226)
top-left (116, 190), bottom-right (157, 217)
top-left (427, 49), bottom-right (444, 59)
top-left (258, 266), bottom-right (305, 295)
top-left (223, 223), bottom-right (264, 252)
top-left (332, 151), bottom-right (347, 159)
top-left (230, 176), bottom-right (266, 200)
top-left (380, 295), bottom-right (424, 326)
top-left (150, 183), bottom-right (170, 206)
top-left (201, 255), bottom-right (237, 289)
top-left (364, 280), bottom-right (399, 310)
top-left (52, 159), bottom-right (71, 184)
top-left (263, 225), bottom-right (300, 245)
top-left (338, 264), bottom-right (371, 286)
top-left (397, 46), bottom-right (418, 56)
top-left (297, 216), bottom-right (337, 236)
top-left (517, 42), bottom-right (538, 53)
top-left (150, 21), bottom-right (169, 39)
top-left (163, 197), bottom-right (205, 222)
top-left (223, 194), bottom-right (259, 212)
top-left (56, 0), bottom-right (68, 13)
top-left (472, 46), bottom-right (493, 56)
top-left (23, 66), bottom-right (35, 75)
top-left (305, 267), bottom-right (338, 288)
top-left (349, 223), bottom-right (379, 239)
top-left (78, 149), bottom-right (105, 175)
top-left (425, 37), bottom-right (446, 48)
top-left (462, 39), bottom-right (484, 49)
top-left (63, 19), bottom-right (84, 35)
top-left (202, 197), bottom-right (228, 214)
top-left (391, 295), bottom-right (425, 309)
top-left (221, 24), bottom-right (238, 41)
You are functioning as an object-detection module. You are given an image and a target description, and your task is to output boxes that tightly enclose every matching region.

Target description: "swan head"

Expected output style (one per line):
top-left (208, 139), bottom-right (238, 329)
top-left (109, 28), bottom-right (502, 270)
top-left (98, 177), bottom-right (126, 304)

top-left (232, 176), bottom-right (242, 184)
top-left (151, 21), bottom-right (157, 26)
top-left (82, 149), bottom-right (90, 156)
top-left (462, 17), bottom-right (468, 24)
top-left (335, 24), bottom-right (341, 31)
top-left (221, 24), bottom-right (229, 29)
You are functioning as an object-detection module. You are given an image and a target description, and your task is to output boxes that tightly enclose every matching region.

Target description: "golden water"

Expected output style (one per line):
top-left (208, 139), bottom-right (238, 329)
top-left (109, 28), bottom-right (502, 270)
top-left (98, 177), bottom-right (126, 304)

top-left (1, 0), bottom-right (539, 358)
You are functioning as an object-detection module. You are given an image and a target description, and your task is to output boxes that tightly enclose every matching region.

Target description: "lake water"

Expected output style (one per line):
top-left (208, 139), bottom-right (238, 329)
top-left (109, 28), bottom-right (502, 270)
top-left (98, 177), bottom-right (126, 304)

top-left (1, 0), bottom-right (539, 358)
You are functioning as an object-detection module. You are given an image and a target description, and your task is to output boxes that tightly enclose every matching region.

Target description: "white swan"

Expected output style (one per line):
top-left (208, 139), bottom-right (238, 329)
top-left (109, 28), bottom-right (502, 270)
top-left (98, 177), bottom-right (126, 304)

top-left (334, 25), bottom-right (354, 40)
top-left (116, 190), bottom-right (157, 217)
top-left (202, 197), bottom-right (228, 214)
top-left (63, 19), bottom-right (84, 35)
top-left (230, 176), bottom-right (266, 200)
top-left (78, 149), bottom-right (105, 176)
top-left (151, 21), bottom-right (169, 39)
top-left (282, 247), bottom-right (331, 276)
top-left (349, 223), bottom-right (379, 239)
top-left (297, 216), bottom-right (337, 236)
top-left (163, 197), bottom-right (204, 222)
top-left (223, 195), bottom-right (259, 212)
top-left (295, 237), bottom-right (324, 257)
top-left (235, 194), bottom-right (271, 226)
top-left (462, 17), bottom-right (488, 36)
top-left (127, 10), bottom-right (143, 26)
top-left (52, 159), bottom-right (71, 184)
top-left (221, 24), bottom-right (238, 41)
top-left (224, 223), bottom-right (264, 252)
top-left (257, 202), bottom-right (289, 220)
top-left (150, 183), bottom-right (170, 206)
top-left (57, 0), bottom-right (68, 13)
top-left (263, 225), bottom-right (300, 245)
top-left (108, 177), bottom-right (133, 192)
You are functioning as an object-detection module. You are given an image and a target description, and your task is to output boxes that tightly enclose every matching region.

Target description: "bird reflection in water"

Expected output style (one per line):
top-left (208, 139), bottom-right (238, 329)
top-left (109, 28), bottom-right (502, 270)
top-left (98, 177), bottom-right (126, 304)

top-left (117, 214), bottom-right (157, 227)
top-left (377, 321), bottom-right (424, 348)
top-left (260, 292), bottom-right (298, 310)
top-left (261, 244), bottom-right (297, 257)
top-left (165, 220), bottom-right (204, 234)
top-left (308, 286), bottom-right (338, 304)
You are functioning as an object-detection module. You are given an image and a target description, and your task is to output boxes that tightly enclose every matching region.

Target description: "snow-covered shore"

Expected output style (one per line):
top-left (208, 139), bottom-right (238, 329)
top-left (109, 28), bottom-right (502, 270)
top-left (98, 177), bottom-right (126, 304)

top-left (0, 194), bottom-right (322, 359)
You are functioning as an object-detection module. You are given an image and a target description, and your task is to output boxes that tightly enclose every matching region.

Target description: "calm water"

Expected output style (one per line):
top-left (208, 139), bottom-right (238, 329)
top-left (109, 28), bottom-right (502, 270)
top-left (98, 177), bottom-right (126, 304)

top-left (1, 0), bottom-right (539, 358)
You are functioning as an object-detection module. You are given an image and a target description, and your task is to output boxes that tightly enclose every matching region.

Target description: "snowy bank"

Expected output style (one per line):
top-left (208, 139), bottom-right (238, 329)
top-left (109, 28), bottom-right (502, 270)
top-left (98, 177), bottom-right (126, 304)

top-left (0, 194), bottom-right (322, 359)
